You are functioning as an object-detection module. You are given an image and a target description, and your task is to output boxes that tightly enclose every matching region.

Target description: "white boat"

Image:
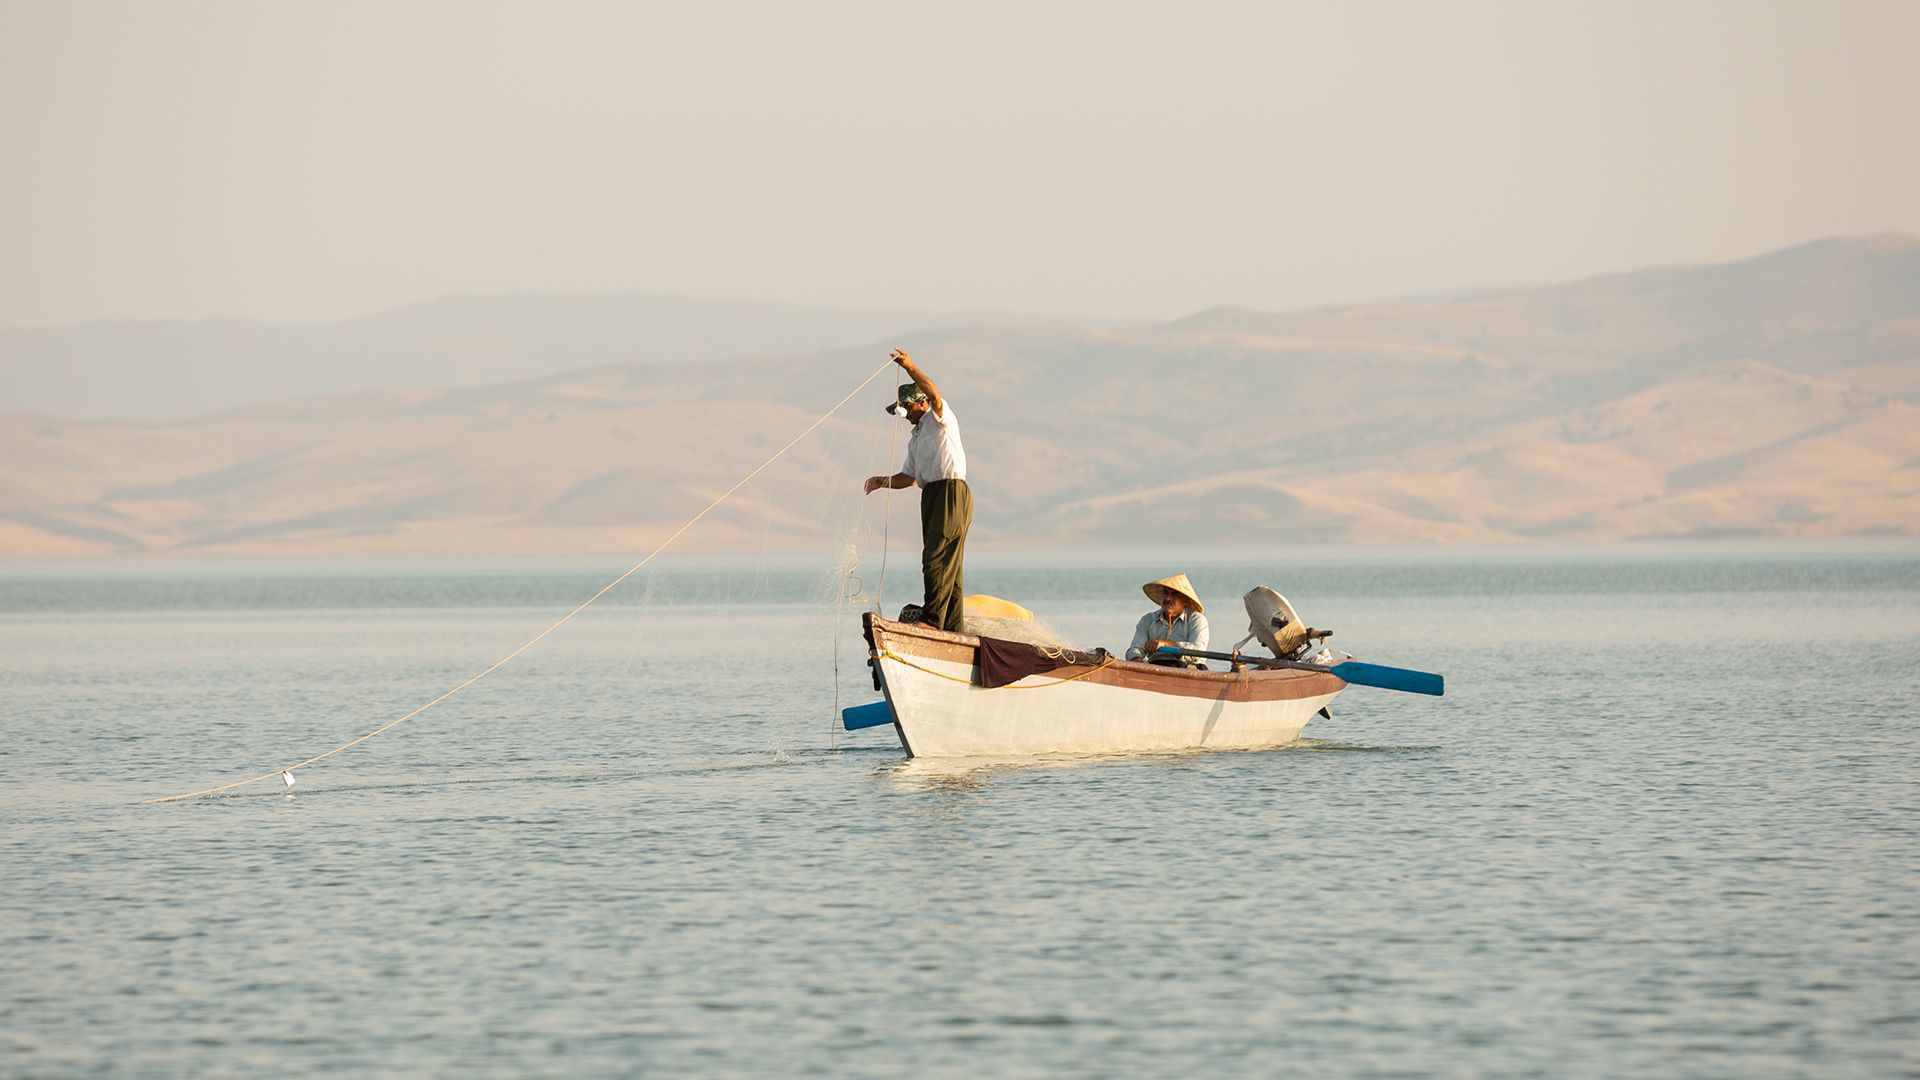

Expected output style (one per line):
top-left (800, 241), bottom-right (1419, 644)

top-left (859, 612), bottom-right (1345, 758)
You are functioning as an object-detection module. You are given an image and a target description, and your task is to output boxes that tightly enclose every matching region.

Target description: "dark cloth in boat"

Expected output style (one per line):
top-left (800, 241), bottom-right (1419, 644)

top-left (975, 636), bottom-right (1108, 689)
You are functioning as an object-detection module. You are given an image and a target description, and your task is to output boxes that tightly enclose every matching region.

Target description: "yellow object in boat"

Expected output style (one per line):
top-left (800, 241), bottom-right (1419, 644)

top-left (963, 594), bottom-right (1033, 622)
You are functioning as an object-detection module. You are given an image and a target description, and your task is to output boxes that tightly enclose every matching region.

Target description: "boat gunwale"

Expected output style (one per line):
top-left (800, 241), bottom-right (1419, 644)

top-left (865, 614), bottom-right (1343, 703)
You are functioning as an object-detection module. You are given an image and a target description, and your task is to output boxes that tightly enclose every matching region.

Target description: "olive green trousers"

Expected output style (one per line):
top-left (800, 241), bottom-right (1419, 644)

top-left (919, 479), bottom-right (973, 633)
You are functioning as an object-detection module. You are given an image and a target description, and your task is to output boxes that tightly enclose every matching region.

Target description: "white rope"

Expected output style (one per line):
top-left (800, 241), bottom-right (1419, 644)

top-left (146, 358), bottom-right (897, 804)
top-left (827, 390), bottom-right (899, 748)
top-left (874, 418), bottom-right (898, 614)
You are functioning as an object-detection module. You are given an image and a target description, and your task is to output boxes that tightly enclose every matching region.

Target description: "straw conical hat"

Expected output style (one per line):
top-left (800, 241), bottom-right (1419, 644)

top-left (1141, 572), bottom-right (1204, 614)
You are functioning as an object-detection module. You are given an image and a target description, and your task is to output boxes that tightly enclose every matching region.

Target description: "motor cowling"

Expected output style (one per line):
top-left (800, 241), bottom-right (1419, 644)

top-left (1243, 586), bottom-right (1328, 661)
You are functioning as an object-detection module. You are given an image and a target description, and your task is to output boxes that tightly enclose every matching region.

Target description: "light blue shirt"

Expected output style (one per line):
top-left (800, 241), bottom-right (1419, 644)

top-left (1127, 610), bottom-right (1210, 664)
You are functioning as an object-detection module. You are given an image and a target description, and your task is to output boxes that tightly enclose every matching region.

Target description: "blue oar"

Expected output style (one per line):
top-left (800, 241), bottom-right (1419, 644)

top-left (1157, 645), bottom-right (1444, 696)
top-left (842, 700), bottom-right (896, 730)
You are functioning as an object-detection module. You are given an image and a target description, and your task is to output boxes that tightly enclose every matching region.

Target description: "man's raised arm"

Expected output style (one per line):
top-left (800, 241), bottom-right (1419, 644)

top-left (891, 348), bottom-right (943, 417)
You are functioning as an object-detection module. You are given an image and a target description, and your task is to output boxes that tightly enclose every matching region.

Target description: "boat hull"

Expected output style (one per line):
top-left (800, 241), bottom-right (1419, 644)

top-left (865, 615), bottom-right (1344, 758)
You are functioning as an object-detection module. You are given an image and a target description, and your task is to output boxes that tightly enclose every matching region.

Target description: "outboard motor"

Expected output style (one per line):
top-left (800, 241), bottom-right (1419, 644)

top-left (1241, 586), bottom-right (1332, 661)
top-left (1243, 586), bottom-right (1341, 718)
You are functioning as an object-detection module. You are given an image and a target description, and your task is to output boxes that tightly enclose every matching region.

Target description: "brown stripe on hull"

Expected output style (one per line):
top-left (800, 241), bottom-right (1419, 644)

top-left (867, 615), bottom-right (1341, 703)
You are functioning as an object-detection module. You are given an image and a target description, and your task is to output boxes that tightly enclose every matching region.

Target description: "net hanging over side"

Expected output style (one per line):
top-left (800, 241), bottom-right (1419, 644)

top-left (145, 359), bottom-right (898, 804)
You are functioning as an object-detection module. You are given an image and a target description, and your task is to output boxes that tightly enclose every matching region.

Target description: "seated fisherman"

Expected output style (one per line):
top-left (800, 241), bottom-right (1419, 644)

top-left (1126, 573), bottom-right (1210, 669)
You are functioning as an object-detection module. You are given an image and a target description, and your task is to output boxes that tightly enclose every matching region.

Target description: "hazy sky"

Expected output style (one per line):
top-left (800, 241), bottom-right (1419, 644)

top-left (2, 0), bottom-right (1916, 328)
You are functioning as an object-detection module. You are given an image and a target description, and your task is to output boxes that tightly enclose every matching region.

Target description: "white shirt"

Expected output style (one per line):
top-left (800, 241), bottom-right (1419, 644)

top-left (901, 403), bottom-right (967, 486)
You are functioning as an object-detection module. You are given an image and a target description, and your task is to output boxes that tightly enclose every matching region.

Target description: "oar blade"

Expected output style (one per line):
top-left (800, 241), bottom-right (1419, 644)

top-left (1329, 661), bottom-right (1444, 696)
top-left (842, 701), bottom-right (896, 730)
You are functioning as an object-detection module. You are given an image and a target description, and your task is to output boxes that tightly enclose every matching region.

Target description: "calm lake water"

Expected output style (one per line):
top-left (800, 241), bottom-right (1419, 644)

top-left (3, 547), bottom-right (1917, 1076)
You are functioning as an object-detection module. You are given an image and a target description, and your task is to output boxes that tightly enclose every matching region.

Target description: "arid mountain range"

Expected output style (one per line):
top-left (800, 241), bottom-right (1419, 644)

top-left (3, 235), bottom-right (1916, 557)
top-left (0, 294), bottom-right (1068, 421)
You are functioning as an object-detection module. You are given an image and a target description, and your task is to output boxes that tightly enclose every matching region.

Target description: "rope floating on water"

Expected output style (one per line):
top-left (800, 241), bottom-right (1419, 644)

top-left (146, 359), bottom-right (897, 804)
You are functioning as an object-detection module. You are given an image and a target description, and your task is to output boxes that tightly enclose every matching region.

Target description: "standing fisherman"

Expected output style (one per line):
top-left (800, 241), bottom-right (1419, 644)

top-left (863, 349), bottom-right (972, 632)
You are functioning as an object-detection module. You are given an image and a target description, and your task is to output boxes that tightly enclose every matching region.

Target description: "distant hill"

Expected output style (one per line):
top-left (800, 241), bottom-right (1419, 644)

top-left (0, 293), bottom-right (1089, 420)
top-left (2, 235), bottom-right (1915, 556)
